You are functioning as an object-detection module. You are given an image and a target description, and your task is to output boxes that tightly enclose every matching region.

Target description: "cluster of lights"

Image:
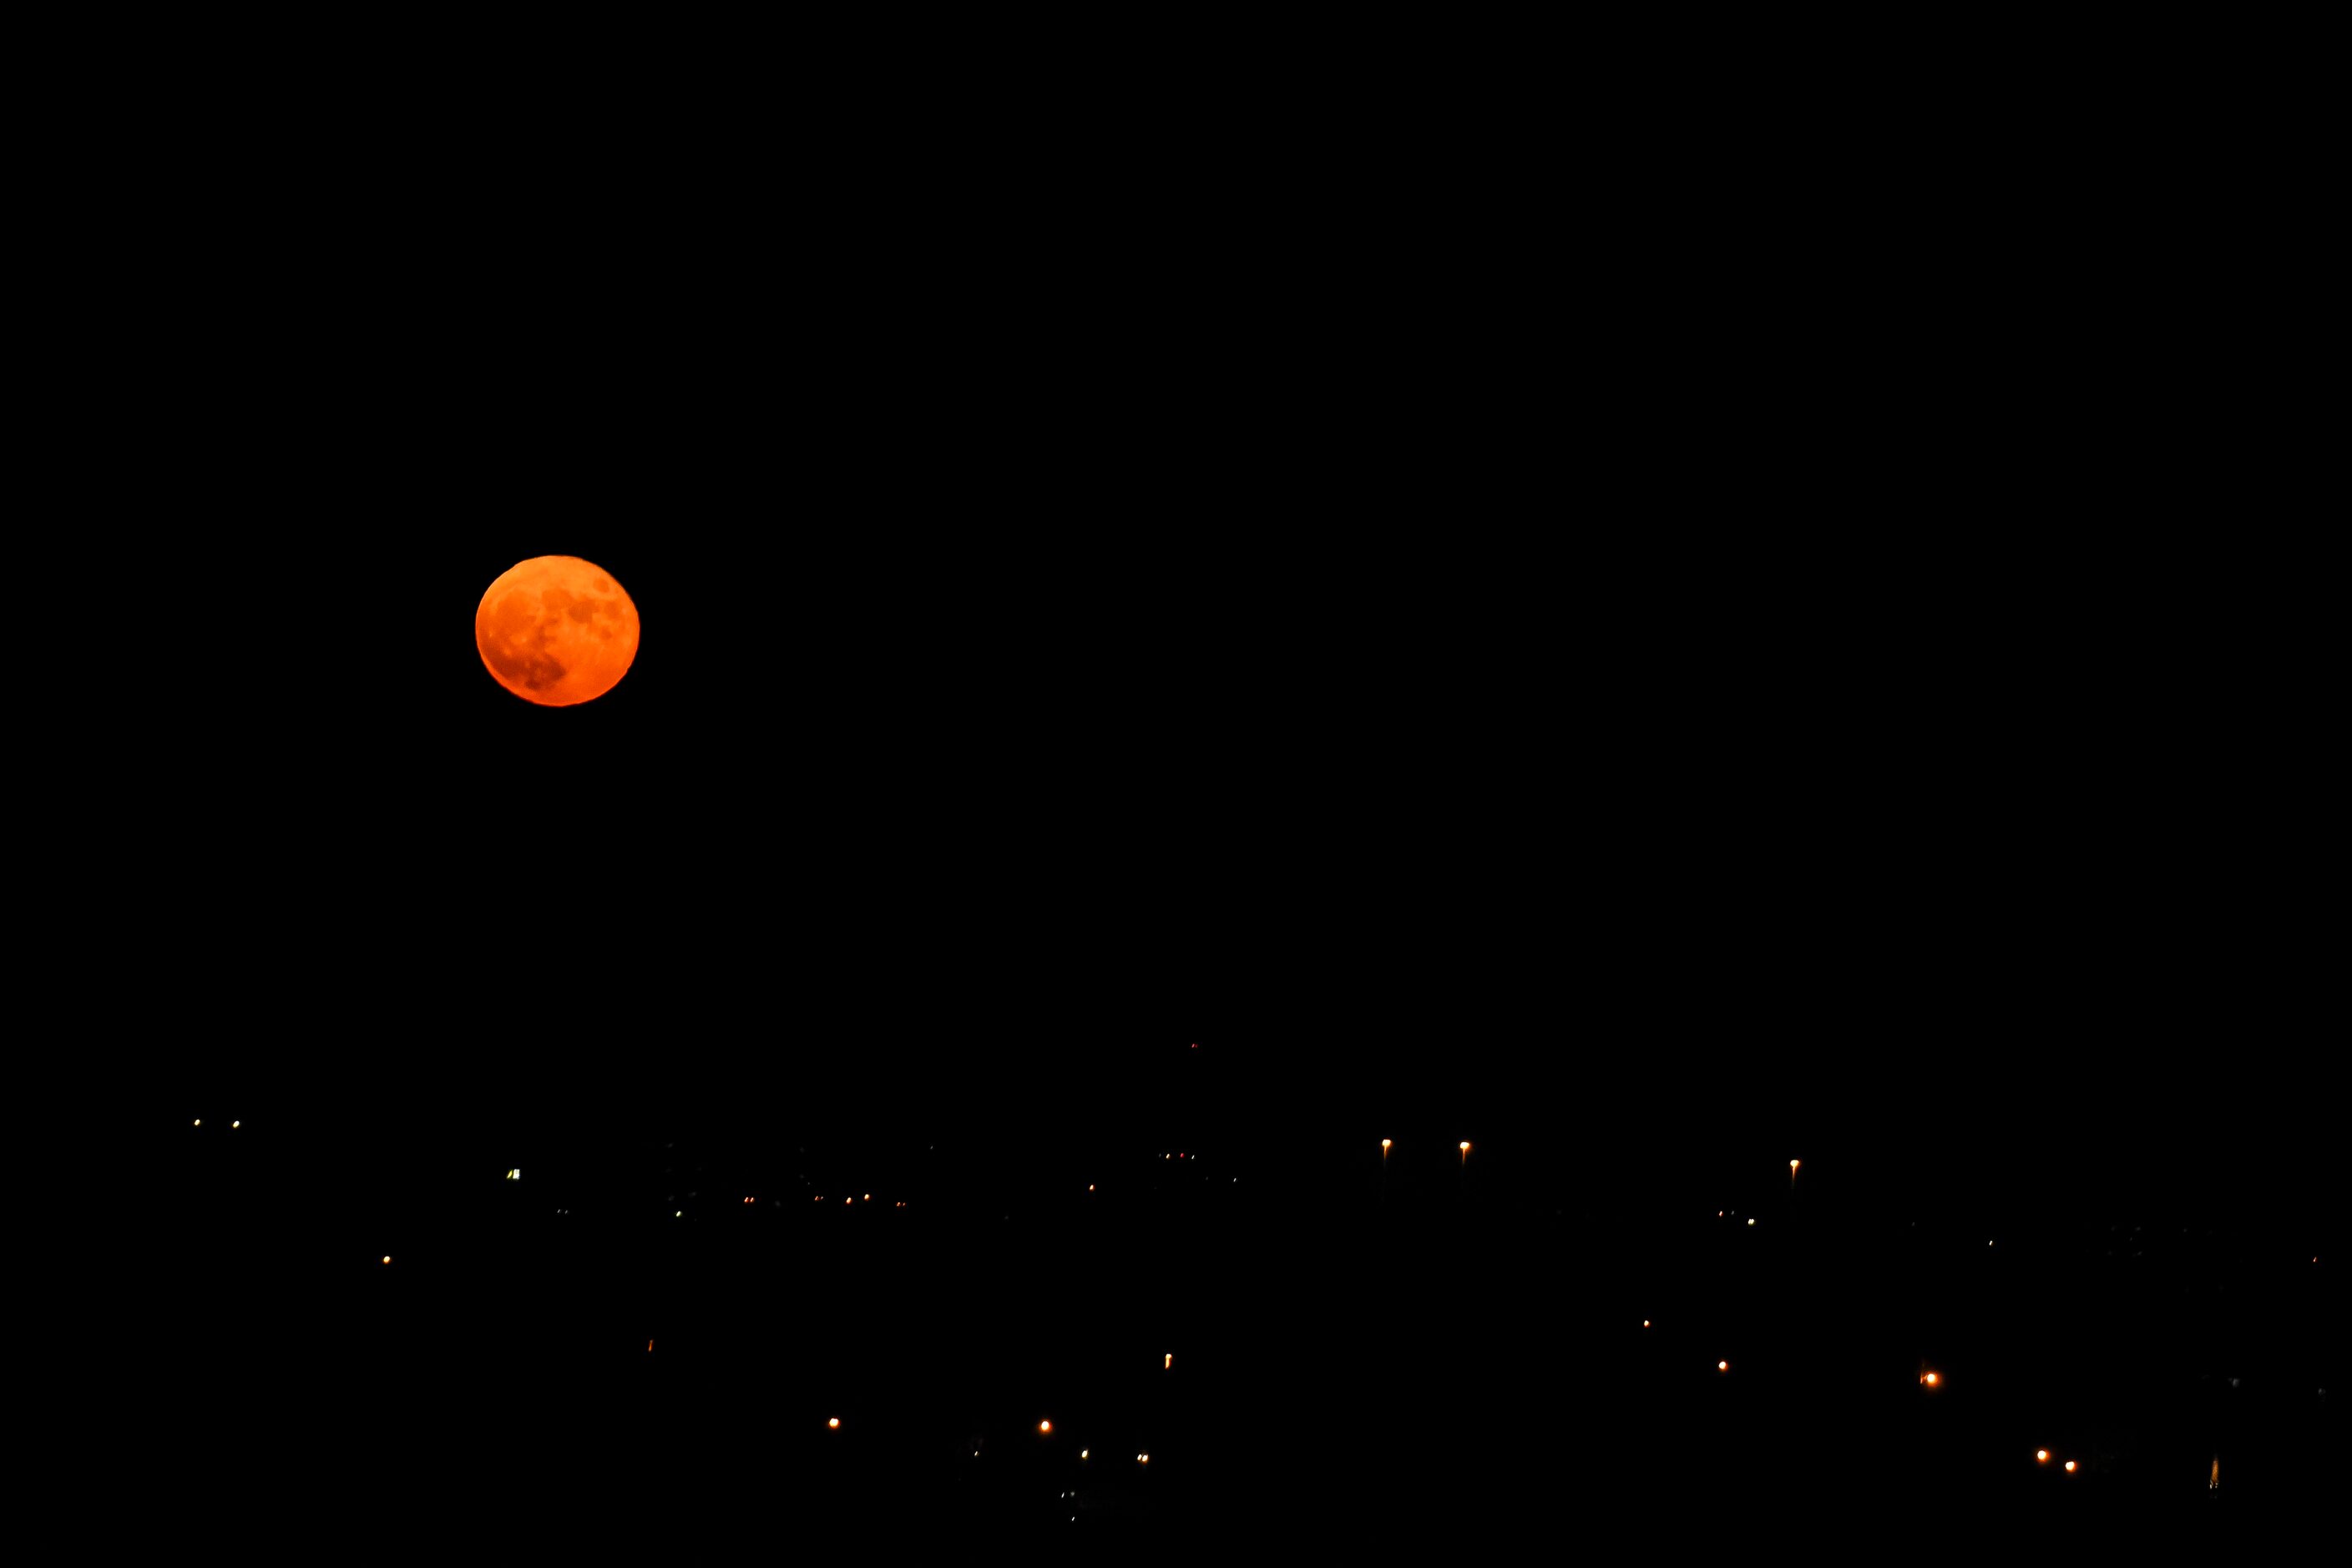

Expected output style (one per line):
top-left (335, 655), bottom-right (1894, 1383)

top-left (332, 1124), bottom-right (2306, 1505)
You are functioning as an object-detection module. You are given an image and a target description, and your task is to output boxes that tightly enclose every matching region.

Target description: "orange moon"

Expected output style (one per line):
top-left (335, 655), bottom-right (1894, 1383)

top-left (475, 556), bottom-right (640, 706)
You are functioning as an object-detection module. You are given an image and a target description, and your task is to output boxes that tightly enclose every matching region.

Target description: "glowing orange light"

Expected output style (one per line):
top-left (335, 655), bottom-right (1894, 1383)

top-left (1643, 1320), bottom-right (1651, 1328)
top-left (2036, 1450), bottom-right (2049, 1463)
top-left (1039, 1420), bottom-right (1052, 1434)
top-left (475, 555), bottom-right (640, 706)
top-left (744, 1196), bottom-right (753, 1203)
top-left (648, 1340), bottom-right (654, 1353)
top-left (1790, 1160), bottom-right (1799, 1170)
top-left (1136, 1453), bottom-right (1149, 1464)
top-left (1924, 1373), bottom-right (1940, 1387)
top-left (1718, 1360), bottom-right (1729, 1372)
top-left (864, 1195), bottom-right (870, 1201)
top-left (827, 1418), bottom-right (840, 1429)
top-left (194, 1120), bottom-right (201, 1126)
top-left (2064, 1460), bottom-right (2076, 1473)
top-left (382, 1257), bottom-right (392, 1265)
top-left (1382, 1140), bottom-right (1392, 1151)
top-left (1079, 1449), bottom-right (1088, 1459)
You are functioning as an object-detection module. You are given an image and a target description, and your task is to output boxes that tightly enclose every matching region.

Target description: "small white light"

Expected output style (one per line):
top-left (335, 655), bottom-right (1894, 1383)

top-left (1080, 1449), bottom-right (1088, 1459)
top-left (1748, 1218), bottom-right (1756, 1226)
top-left (508, 1170), bottom-right (521, 1181)
top-left (231, 1121), bottom-right (240, 1129)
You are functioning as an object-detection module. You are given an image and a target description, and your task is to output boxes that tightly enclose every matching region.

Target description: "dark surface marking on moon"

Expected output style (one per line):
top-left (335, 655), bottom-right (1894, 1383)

top-left (480, 591), bottom-right (569, 690)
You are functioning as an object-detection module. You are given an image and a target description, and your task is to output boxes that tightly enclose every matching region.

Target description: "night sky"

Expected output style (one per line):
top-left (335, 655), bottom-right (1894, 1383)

top-left (72, 17), bottom-right (2338, 1547)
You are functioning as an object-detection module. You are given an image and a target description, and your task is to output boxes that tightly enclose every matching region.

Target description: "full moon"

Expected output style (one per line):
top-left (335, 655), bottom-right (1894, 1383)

top-left (475, 556), bottom-right (640, 706)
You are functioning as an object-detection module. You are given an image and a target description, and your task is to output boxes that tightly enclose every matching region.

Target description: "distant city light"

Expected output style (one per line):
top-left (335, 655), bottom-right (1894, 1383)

top-left (194, 1120), bottom-right (201, 1126)
top-left (2064, 1460), bottom-right (2076, 1473)
top-left (1080, 1449), bottom-right (1088, 1459)
top-left (231, 1121), bottom-right (240, 1129)
top-left (828, 1419), bottom-right (840, 1429)
top-left (507, 1170), bottom-right (520, 1181)
top-left (1923, 1373), bottom-right (1940, 1387)
top-left (1748, 1218), bottom-right (1756, 1227)
top-left (1718, 1361), bottom-right (1729, 1372)
top-left (1039, 1420), bottom-right (1052, 1434)
top-left (2036, 1450), bottom-right (2049, 1463)
top-left (1136, 1454), bottom-right (1149, 1464)
top-left (381, 1257), bottom-right (391, 1265)
top-left (1643, 1320), bottom-right (1651, 1328)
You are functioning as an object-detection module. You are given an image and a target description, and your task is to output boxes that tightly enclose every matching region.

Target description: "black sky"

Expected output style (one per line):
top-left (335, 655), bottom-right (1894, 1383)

top-left (58, 15), bottom-right (2338, 1545)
